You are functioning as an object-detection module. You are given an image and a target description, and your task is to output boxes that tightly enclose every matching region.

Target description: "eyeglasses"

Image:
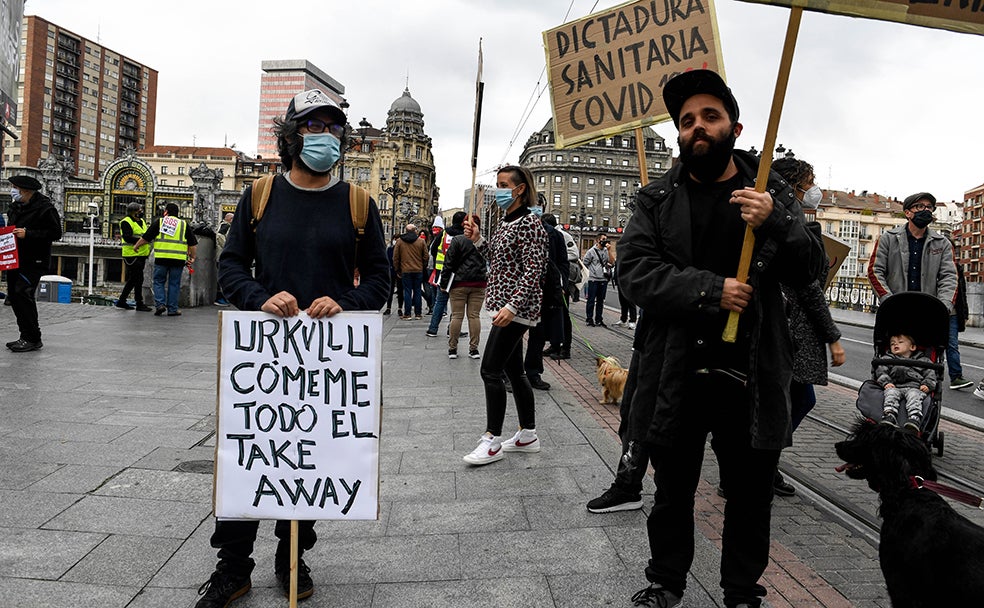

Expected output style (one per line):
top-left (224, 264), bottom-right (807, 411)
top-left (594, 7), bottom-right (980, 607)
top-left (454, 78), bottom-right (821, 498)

top-left (302, 119), bottom-right (344, 138)
top-left (909, 203), bottom-right (933, 212)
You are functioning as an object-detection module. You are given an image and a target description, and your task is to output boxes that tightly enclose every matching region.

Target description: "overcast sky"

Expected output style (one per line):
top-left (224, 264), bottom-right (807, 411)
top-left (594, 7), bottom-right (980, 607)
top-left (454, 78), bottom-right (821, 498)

top-left (26, 0), bottom-right (984, 208)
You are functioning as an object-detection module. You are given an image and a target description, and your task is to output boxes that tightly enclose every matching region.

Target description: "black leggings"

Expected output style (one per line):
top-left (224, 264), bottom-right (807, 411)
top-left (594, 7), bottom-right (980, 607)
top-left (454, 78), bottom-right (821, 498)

top-left (480, 321), bottom-right (535, 436)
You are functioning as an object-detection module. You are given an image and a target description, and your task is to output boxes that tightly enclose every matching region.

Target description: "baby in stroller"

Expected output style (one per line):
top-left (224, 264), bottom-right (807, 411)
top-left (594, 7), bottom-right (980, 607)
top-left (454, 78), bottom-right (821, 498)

top-left (875, 333), bottom-right (937, 432)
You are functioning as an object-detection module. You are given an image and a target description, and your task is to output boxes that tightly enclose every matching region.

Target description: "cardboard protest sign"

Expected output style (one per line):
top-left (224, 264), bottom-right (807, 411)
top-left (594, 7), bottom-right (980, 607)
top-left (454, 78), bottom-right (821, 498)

top-left (737, 0), bottom-right (984, 36)
top-left (215, 311), bottom-right (382, 520)
top-left (0, 226), bottom-right (18, 271)
top-left (822, 233), bottom-right (851, 291)
top-left (544, 0), bottom-right (724, 148)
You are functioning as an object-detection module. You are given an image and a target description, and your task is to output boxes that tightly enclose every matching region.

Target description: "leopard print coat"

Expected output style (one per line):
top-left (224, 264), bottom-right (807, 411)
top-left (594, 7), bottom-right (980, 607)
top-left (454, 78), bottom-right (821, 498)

top-left (477, 209), bottom-right (548, 326)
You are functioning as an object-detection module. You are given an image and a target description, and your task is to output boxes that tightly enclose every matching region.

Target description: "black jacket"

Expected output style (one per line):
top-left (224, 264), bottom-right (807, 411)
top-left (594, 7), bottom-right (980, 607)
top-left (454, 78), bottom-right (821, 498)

top-left (7, 192), bottom-right (62, 273)
top-left (618, 149), bottom-right (825, 450)
top-left (443, 234), bottom-right (487, 285)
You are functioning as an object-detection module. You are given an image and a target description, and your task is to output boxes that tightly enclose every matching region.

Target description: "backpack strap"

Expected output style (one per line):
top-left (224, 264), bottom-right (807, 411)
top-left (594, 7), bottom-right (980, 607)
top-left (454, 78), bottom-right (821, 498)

top-left (349, 184), bottom-right (370, 275)
top-left (250, 175), bottom-right (276, 232)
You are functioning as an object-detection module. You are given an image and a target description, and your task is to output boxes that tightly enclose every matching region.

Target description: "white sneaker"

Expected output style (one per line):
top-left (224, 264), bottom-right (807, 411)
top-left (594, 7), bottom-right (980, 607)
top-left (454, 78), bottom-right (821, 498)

top-left (463, 434), bottom-right (504, 465)
top-left (974, 381), bottom-right (984, 401)
top-left (501, 428), bottom-right (540, 453)
top-left (612, 320), bottom-right (624, 327)
top-left (627, 322), bottom-right (636, 330)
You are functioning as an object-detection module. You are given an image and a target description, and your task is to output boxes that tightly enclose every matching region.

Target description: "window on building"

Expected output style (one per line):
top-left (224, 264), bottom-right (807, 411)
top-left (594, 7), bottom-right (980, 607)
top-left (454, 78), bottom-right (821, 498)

top-left (177, 180), bottom-right (184, 186)
top-left (570, 193), bottom-right (578, 206)
top-left (604, 179), bottom-right (612, 187)
top-left (621, 159), bottom-right (629, 166)
top-left (605, 158), bottom-right (613, 165)
top-left (603, 196), bottom-right (612, 209)
top-left (554, 175), bottom-right (562, 183)
top-left (539, 155), bottom-right (546, 162)
top-left (587, 195), bottom-right (595, 207)
top-left (538, 176), bottom-right (545, 184)
top-left (572, 155), bottom-right (579, 162)
top-left (588, 177), bottom-right (595, 186)
top-left (620, 180), bottom-right (628, 188)
top-left (571, 176), bottom-right (579, 185)
top-left (555, 154), bottom-right (563, 161)
top-left (589, 157), bottom-right (596, 164)
top-left (161, 166), bottom-right (167, 174)
top-left (178, 166), bottom-right (184, 175)
top-left (553, 193), bottom-right (561, 206)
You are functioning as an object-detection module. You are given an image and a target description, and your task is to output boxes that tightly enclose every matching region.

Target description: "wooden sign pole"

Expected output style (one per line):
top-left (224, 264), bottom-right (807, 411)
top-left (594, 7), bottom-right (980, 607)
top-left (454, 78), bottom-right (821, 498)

top-left (634, 127), bottom-right (650, 188)
top-left (289, 520), bottom-right (299, 608)
top-left (722, 6), bottom-right (803, 343)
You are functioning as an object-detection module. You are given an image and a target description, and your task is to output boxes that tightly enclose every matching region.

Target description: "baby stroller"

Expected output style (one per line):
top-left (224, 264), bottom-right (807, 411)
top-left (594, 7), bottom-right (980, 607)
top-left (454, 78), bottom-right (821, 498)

top-left (855, 291), bottom-right (948, 456)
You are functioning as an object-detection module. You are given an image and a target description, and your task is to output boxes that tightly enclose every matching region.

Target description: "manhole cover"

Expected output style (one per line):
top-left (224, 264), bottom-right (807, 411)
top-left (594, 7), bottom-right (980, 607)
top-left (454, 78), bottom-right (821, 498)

top-left (174, 460), bottom-right (214, 474)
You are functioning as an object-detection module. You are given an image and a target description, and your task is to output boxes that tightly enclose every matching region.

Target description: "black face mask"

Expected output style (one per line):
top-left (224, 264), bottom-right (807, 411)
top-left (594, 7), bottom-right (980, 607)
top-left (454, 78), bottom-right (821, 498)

top-left (911, 210), bottom-right (934, 229)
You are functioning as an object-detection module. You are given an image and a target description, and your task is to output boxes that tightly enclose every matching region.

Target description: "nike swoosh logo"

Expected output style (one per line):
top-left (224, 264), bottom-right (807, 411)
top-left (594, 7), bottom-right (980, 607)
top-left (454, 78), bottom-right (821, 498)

top-left (515, 439), bottom-right (537, 447)
top-left (488, 446), bottom-right (501, 455)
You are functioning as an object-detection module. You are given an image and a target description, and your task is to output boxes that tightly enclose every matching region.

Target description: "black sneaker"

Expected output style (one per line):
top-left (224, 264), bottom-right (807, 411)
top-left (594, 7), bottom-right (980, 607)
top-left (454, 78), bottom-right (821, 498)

top-left (448, 349), bottom-right (458, 359)
top-left (468, 350), bottom-right (480, 359)
top-left (383, 308), bottom-right (391, 316)
top-left (631, 583), bottom-right (682, 607)
top-left (551, 349), bottom-right (571, 360)
top-left (585, 319), bottom-right (595, 327)
top-left (596, 320), bottom-right (607, 328)
top-left (425, 330), bottom-right (438, 337)
top-left (529, 376), bottom-right (551, 391)
top-left (154, 305), bottom-right (166, 316)
top-left (773, 471), bottom-right (795, 497)
top-left (275, 559), bottom-right (314, 599)
top-left (8, 339), bottom-right (42, 352)
top-left (586, 485), bottom-right (643, 513)
top-left (135, 304), bottom-right (153, 312)
top-left (114, 299), bottom-right (133, 310)
top-left (195, 569), bottom-right (251, 608)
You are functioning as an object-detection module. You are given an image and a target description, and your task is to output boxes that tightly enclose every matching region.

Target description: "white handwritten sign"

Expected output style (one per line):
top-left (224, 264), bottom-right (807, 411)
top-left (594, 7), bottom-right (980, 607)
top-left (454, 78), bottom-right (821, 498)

top-left (215, 311), bottom-right (382, 520)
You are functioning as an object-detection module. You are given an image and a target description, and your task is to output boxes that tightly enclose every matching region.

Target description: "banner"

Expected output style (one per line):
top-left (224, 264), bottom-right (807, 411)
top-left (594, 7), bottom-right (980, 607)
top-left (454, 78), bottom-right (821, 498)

top-left (822, 233), bottom-right (851, 291)
top-left (737, 0), bottom-right (984, 36)
top-left (0, 226), bottom-right (18, 271)
top-left (543, 0), bottom-right (724, 148)
top-left (215, 311), bottom-right (382, 520)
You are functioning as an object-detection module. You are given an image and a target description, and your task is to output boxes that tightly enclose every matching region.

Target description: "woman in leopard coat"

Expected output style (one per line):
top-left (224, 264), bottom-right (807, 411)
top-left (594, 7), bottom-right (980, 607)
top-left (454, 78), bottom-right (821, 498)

top-left (461, 165), bottom-right (549, 466)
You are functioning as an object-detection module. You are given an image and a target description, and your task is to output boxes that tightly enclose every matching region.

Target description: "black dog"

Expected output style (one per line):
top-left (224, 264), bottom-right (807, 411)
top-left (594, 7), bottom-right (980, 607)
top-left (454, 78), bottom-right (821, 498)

top-left (835, 419), bottom-right (984, 607)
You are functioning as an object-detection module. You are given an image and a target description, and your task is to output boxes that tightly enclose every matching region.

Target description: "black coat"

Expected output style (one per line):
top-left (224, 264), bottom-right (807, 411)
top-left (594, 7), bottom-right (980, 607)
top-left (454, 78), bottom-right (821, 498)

top-left (7, 192), bottom-right (62, 273)
top-left (618, 150), bottom-right (825, 450)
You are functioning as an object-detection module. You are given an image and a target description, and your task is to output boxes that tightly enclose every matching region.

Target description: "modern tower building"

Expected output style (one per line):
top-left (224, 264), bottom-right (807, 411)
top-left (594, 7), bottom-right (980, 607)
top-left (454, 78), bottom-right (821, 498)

top-left (2, 15), bottom-right (158, 179)
top-left (256, 60), bottom-right (344, 159)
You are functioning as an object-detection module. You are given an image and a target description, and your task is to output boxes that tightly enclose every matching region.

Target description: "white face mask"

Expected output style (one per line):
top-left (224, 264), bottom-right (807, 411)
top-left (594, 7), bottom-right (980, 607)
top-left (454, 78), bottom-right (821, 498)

top-left (9, 187), bottom-right (20, 202)
top-left (801, 185), bottom-right (822, 209)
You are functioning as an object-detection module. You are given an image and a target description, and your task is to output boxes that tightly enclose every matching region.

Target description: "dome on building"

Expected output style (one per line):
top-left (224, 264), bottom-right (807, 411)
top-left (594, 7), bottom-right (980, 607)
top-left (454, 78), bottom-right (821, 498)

top-left (389, 88), bottom-right (421, 114)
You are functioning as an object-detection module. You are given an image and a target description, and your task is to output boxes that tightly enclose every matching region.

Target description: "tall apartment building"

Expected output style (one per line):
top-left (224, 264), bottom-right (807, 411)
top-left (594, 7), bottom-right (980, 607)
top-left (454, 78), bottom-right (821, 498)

top-left (256, 60), bottom-right (344, 159)
top-left (2, 15), bottom-right (157, 179)
top-left (962, 182), bottom-right (984, 281)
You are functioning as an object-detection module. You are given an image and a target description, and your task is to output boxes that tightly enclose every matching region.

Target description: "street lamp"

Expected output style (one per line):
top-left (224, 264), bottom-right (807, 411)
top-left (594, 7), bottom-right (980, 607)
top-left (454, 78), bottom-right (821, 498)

top-left (85, 201), bottom-right (99, 300)
top-left (382, 169), bottom-right (410, 237)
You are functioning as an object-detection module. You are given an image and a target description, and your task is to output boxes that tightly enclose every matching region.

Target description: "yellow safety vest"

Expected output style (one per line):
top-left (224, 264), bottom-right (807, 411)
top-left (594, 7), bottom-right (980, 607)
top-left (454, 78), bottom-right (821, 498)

top-left (153, 216), bottom-right (189, 262)
top-left (120, 216), bottom-right (150, 258)
top-left (434, 229), bottom-right (453, 271)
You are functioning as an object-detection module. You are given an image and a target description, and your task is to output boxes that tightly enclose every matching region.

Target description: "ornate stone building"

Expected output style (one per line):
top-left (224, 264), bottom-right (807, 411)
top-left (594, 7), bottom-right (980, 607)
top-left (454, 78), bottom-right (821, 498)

top-left (518, 119), bottom-right (672, 252)
top-left (342, 88), bottom-right (438, 237)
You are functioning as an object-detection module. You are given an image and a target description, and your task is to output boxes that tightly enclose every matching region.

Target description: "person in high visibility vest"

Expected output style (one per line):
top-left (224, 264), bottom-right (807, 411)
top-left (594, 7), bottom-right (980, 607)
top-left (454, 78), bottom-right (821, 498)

top-left (115, 202), bottom-right (153, 311)
top-left (133, 202), bottom-right (197, 316)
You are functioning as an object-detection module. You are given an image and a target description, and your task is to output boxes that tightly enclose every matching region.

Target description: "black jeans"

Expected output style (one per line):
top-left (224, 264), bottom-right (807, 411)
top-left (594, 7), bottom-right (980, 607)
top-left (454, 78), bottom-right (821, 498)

top-left (617, 286), bottom-right (637, 323)
top-left (613, 350), bottom-right (648, 495)
top-left (386, 271), bottom-right (403, 311)
top-left (8, 269), bottom-right (42, 342)
top-left (209, 519), bottom-right (317, 574)
top-left (561, 292), bottom-right (573, 351)
top-left (645, 373), bottom-right (779, 608)
top-left (585, 280), bottom-right (608, 323)
top-left (118, 256), bottom-right (147, 305)
top-left (480, 321), bottom-right (535, 436)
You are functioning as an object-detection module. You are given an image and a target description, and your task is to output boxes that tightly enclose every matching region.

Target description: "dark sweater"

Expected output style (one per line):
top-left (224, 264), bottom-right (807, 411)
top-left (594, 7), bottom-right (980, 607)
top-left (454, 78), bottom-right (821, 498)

top-left (218, 175), bottom-right (389, 312)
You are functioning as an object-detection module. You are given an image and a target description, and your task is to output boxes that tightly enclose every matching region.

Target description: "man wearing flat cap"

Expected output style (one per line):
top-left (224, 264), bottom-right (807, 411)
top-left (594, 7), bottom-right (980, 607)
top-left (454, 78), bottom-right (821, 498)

top-left (868, 192), bottom-right (964, 387)
top-left (615, 70), bottom-right (824, 608)
top-left (5, 175), bottom-right (62, 352)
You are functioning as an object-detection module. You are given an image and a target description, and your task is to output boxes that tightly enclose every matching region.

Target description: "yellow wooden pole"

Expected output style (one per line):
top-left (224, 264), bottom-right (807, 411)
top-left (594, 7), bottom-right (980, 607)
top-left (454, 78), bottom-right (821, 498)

top-left (634, 126), bottom-right (650, 188)
top-left (722, 6), bottom-right (803, 343)
top-left (289, 520), bottom-right (298, 608)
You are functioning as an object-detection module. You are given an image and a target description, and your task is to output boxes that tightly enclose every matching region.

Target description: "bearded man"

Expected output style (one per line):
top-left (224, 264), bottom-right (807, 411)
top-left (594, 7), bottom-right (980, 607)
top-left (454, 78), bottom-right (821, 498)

top-left (616, 70), bottom-right (825, 608)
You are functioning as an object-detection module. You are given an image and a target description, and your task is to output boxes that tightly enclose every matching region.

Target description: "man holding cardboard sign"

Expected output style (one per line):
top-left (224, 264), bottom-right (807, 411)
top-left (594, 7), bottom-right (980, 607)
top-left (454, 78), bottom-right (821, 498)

top-left (195, 89), bottom-right (389, 608)
top-left (617, 70), bottom-right (823, 608)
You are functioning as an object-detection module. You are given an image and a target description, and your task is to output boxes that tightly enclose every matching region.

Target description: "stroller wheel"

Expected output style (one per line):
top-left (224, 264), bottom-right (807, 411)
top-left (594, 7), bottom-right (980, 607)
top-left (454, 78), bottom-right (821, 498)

top-left (934, 430), bottom-right (945, 457)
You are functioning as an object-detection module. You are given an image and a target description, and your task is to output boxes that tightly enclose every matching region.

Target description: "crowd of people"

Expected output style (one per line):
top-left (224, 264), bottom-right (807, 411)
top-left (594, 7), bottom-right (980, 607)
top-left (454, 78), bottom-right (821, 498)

top-left (3, 75), bottom-right (983, 608)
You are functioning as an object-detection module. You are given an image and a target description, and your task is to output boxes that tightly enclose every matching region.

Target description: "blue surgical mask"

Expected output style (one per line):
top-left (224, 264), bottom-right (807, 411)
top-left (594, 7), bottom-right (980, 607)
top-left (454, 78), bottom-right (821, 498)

top-left (494, 187), bottom-right (515, 210)
top-left (299, 133), bottom-right (341, 173)
top-left (529, 206), bottom-right (543, 217)
top-left (9, 187), bottom-right (20, 202)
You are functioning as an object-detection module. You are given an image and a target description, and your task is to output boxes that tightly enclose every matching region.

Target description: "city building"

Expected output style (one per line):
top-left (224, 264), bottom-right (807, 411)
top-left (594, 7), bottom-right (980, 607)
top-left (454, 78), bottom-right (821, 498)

top-left (518, 118), bottom-right (673, 252)
top-left (341, 88), bottom-right (438, 237)
top-left (137, 146), bottom-right (238, 190)
top-left (2, 15), bottom-right (158, 179)
top-left (256, 60), bottom-right (344, 160)
top-left (962, 182), bottom-right (984, 282)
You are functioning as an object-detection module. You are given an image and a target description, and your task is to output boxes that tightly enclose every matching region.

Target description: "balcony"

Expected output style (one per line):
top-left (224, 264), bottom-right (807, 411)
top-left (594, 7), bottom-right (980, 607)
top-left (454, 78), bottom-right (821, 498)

top-left (57, 36), bottom-right (80, 53)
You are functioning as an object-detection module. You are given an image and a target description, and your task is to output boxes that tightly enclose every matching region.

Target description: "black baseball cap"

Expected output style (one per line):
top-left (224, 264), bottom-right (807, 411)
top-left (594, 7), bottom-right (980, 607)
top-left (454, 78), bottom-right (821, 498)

top-left (662, 69), bottom-right (739, 127)
top-left (903, 192), bottom-right (936, 210)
